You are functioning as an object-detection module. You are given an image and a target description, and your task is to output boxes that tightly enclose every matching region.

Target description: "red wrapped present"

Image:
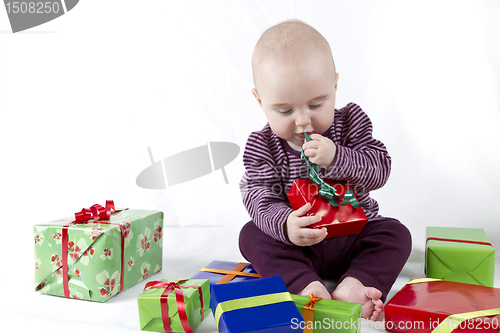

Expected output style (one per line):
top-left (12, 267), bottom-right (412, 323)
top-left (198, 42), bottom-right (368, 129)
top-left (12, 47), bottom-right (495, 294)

top-left (287, 179), bottom-right (367, 238)
top-left (385, 278), bottom-right (500, 333)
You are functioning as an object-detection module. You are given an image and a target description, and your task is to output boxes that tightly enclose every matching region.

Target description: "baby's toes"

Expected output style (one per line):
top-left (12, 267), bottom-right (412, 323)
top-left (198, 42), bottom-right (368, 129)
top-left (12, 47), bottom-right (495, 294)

top-left (361, 301), bottom-right (375, 319)
top-left (369, 300), bottom-right (384, 321)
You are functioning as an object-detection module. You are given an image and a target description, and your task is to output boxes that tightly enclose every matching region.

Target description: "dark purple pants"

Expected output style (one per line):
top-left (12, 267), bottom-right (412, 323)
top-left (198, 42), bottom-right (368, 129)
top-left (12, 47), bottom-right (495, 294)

top-left (239, 216), bottom-right (411, 302)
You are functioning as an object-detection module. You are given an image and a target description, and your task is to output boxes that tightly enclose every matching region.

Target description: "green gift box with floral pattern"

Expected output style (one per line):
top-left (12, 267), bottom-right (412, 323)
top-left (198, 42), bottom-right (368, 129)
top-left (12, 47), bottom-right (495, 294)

top-left (34, 204), bottom-right (163, 302)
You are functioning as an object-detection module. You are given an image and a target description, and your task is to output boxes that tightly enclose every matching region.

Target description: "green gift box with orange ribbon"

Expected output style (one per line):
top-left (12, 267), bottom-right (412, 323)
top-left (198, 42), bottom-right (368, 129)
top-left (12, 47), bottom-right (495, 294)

top-left (291, 294), bottom-right (361, 333)
top-left (137, 279), bottom-right (211, 333)
top-left (425, 226), bottom-right (495, 287)
top-left (34, 201), bottom-right (163, 302)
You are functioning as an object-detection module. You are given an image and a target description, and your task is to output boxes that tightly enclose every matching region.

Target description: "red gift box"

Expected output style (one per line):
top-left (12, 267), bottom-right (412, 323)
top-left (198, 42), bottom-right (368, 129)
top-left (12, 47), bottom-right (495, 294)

top-left (385, 278), bottom-right (500, 333)
top-left (286, 179), bottom-right (367, 238)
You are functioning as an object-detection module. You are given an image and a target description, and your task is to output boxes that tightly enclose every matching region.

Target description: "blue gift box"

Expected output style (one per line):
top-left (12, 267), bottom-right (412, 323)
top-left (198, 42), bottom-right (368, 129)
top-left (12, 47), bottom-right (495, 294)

top-left (211, 276), bottom-right (302, 333)
top-left (190, 260), bottom-right (260, 285)
top-left (191, 260), bottom-right (261, 313)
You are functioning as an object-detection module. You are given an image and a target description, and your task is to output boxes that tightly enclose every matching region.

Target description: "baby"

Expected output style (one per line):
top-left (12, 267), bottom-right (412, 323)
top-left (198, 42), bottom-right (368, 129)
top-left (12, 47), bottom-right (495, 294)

top-left (238, 20), bottom-right (411, 320)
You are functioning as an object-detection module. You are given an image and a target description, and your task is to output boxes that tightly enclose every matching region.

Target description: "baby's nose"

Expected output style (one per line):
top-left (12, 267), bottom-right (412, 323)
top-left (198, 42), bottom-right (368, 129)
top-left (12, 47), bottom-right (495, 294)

top-left (295, 111), bottom-right (311, 127)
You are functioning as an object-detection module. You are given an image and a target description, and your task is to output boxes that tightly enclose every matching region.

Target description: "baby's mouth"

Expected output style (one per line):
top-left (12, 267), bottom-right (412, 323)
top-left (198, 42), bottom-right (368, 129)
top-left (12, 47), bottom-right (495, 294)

top-left (295, 131), bottom-right (314, 141)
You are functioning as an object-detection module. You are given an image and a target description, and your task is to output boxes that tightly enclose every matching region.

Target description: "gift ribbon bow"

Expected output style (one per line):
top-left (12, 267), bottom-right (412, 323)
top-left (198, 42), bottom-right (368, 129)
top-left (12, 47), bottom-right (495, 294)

top-left (144, 280), bottom-right (205, 333)
top-left (199, 262), bottom-right (262, 284)
top-left (302, 294), bottom-right (323, 333)
top-left (214, 292), bottom-right (292, 329)
top-left (61, 200), bottom-right (126, 298)
top-left (405, 279), bottom-right (500, 333)
top-left (300, 131), bottom-right (363, 208)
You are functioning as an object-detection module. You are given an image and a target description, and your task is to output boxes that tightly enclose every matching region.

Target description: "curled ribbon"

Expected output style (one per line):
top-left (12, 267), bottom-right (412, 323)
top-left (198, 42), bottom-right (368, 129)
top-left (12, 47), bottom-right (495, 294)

top-left (144, 280), bottom-right (205, 333)
top-left (302, 294), bottom-right (323, 333)
top-left (61, 200), bottom-right (126, 298)
top-left (74, 200), bottom-right (115, 223)
top-left (300, 131), bottom-right (363, 208)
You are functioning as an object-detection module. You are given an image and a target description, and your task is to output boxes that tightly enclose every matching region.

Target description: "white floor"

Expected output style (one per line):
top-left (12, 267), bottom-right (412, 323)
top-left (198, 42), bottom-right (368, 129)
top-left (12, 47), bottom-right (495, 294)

top-left (6, 242), bottom-right (498, 333)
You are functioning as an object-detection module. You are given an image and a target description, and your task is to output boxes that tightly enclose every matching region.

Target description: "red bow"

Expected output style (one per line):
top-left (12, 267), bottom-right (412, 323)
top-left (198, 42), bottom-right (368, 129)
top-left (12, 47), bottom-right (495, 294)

top-left (74, 200), bottom-right (115, 223)
top-left (61, 201), bottom-right (125, 298)
top-left (144, 280), bottom-right (205, 333)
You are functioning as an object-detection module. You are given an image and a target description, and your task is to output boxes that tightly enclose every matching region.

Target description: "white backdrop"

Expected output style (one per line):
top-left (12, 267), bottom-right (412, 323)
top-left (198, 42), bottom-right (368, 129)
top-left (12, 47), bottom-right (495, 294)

top-left (1, 1), bottom-right (499, 332)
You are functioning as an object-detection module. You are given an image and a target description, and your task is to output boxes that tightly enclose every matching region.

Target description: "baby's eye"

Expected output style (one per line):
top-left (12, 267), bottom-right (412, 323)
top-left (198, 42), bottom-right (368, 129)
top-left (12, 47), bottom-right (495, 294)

top-left (309, 103), bottom-right (322, 110)
top-left (278, 109), bottom-right (293, 115)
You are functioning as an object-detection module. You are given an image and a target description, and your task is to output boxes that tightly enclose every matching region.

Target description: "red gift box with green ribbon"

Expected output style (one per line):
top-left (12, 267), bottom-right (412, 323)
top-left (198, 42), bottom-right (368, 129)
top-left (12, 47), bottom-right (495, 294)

top-left (287, 132), bottom-right (367, 238)
top-left (34, 201), bottom-right (163, 302)
top-left (385, 278), bottom-right (500, 333)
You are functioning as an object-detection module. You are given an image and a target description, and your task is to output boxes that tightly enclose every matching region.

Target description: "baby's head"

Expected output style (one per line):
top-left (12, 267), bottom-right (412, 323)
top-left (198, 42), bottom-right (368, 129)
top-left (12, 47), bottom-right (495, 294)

top-left (252, 20), bottom-right (339, 151)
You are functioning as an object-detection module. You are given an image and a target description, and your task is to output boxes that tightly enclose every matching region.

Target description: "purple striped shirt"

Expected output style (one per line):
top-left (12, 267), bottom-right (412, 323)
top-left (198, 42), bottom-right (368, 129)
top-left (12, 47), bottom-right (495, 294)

top-left (240, 103), bottom-right (392, 244)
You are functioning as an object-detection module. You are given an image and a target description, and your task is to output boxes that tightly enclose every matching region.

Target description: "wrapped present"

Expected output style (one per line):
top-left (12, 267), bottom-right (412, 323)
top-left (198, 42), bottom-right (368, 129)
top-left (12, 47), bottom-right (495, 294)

top-left (287, 179), bottom-right (367, 238)
top-left (138, 279), bottom-right (210, 333)
top-left (291, 294), bottom-right (361, 333)
top-left (385, 278), bottom-right (500, 333)
top-left (286, 131), bottom-right (367, 239)
top-left (426, 226), bottom-right (495, 287)
top-left (190, 260), bottom-right (261, 312)
top-left (211, 276), bottom-right (302, 333)
top-left (190, 260), bottom-right (261, 285)
top-left (34, 201), bottom-right (163, 302)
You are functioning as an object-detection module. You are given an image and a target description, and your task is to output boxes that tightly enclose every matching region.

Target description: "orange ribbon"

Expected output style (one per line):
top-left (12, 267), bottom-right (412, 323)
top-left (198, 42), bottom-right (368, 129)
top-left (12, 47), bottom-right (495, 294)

top-left (199, 262), bottom-right (262, 284)
top-left (302, 294), bottom-right (323, 333)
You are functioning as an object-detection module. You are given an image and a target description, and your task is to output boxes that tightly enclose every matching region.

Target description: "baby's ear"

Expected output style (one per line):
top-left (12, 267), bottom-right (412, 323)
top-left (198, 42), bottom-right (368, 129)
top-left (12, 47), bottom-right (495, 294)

top-left (252, 88), bottom-right (262, 107)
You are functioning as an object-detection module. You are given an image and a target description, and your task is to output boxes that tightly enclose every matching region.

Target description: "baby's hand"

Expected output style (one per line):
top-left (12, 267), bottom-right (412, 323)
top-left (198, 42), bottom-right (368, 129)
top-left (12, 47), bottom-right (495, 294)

top-left (302, 134), bottom-right (337, 169)
top-left (286, 203), bottom-right (327, 246)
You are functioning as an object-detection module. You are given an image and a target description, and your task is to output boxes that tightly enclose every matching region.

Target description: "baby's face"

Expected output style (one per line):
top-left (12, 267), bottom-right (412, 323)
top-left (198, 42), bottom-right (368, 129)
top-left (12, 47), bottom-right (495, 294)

top-left (253, 54), bottom-right (338, 151)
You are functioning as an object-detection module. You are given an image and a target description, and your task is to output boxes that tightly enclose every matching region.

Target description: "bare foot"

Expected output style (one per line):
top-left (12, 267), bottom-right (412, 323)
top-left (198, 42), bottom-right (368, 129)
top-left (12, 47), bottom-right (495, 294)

top-left (299, 280), bottom-right (332, 299)
top-left (331, 277), bottom-right (383, 321)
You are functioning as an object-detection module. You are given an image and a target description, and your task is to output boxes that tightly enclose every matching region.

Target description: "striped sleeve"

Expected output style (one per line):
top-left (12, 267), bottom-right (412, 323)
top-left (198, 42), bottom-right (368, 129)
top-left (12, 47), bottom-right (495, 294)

top-left (326, 102), bottom-right (391, 197)
top-left (239, 127), bottom-right (294, 244)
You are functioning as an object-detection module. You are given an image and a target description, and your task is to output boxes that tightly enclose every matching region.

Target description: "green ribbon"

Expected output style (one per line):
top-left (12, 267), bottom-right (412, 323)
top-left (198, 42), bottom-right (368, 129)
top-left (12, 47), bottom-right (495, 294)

top-left (214, 292), bottom-right (292, 329)
top-left (300, 131), bottom-right (363, 208)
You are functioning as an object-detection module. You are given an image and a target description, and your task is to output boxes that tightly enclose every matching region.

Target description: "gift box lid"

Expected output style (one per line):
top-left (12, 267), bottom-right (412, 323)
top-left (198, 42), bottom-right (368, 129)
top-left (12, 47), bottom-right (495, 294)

top-left (385, 278), bottom-right (500, 333)
top-left (211, 276), bottom-right (302, 333)
top-left (426, 227), bottom-right (494, 249)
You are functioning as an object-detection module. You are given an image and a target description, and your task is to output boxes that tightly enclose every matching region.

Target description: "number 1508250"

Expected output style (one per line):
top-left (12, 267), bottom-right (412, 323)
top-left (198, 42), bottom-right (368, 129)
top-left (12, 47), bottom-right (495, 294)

top-left (5, 2), bottom-right (61, 14)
